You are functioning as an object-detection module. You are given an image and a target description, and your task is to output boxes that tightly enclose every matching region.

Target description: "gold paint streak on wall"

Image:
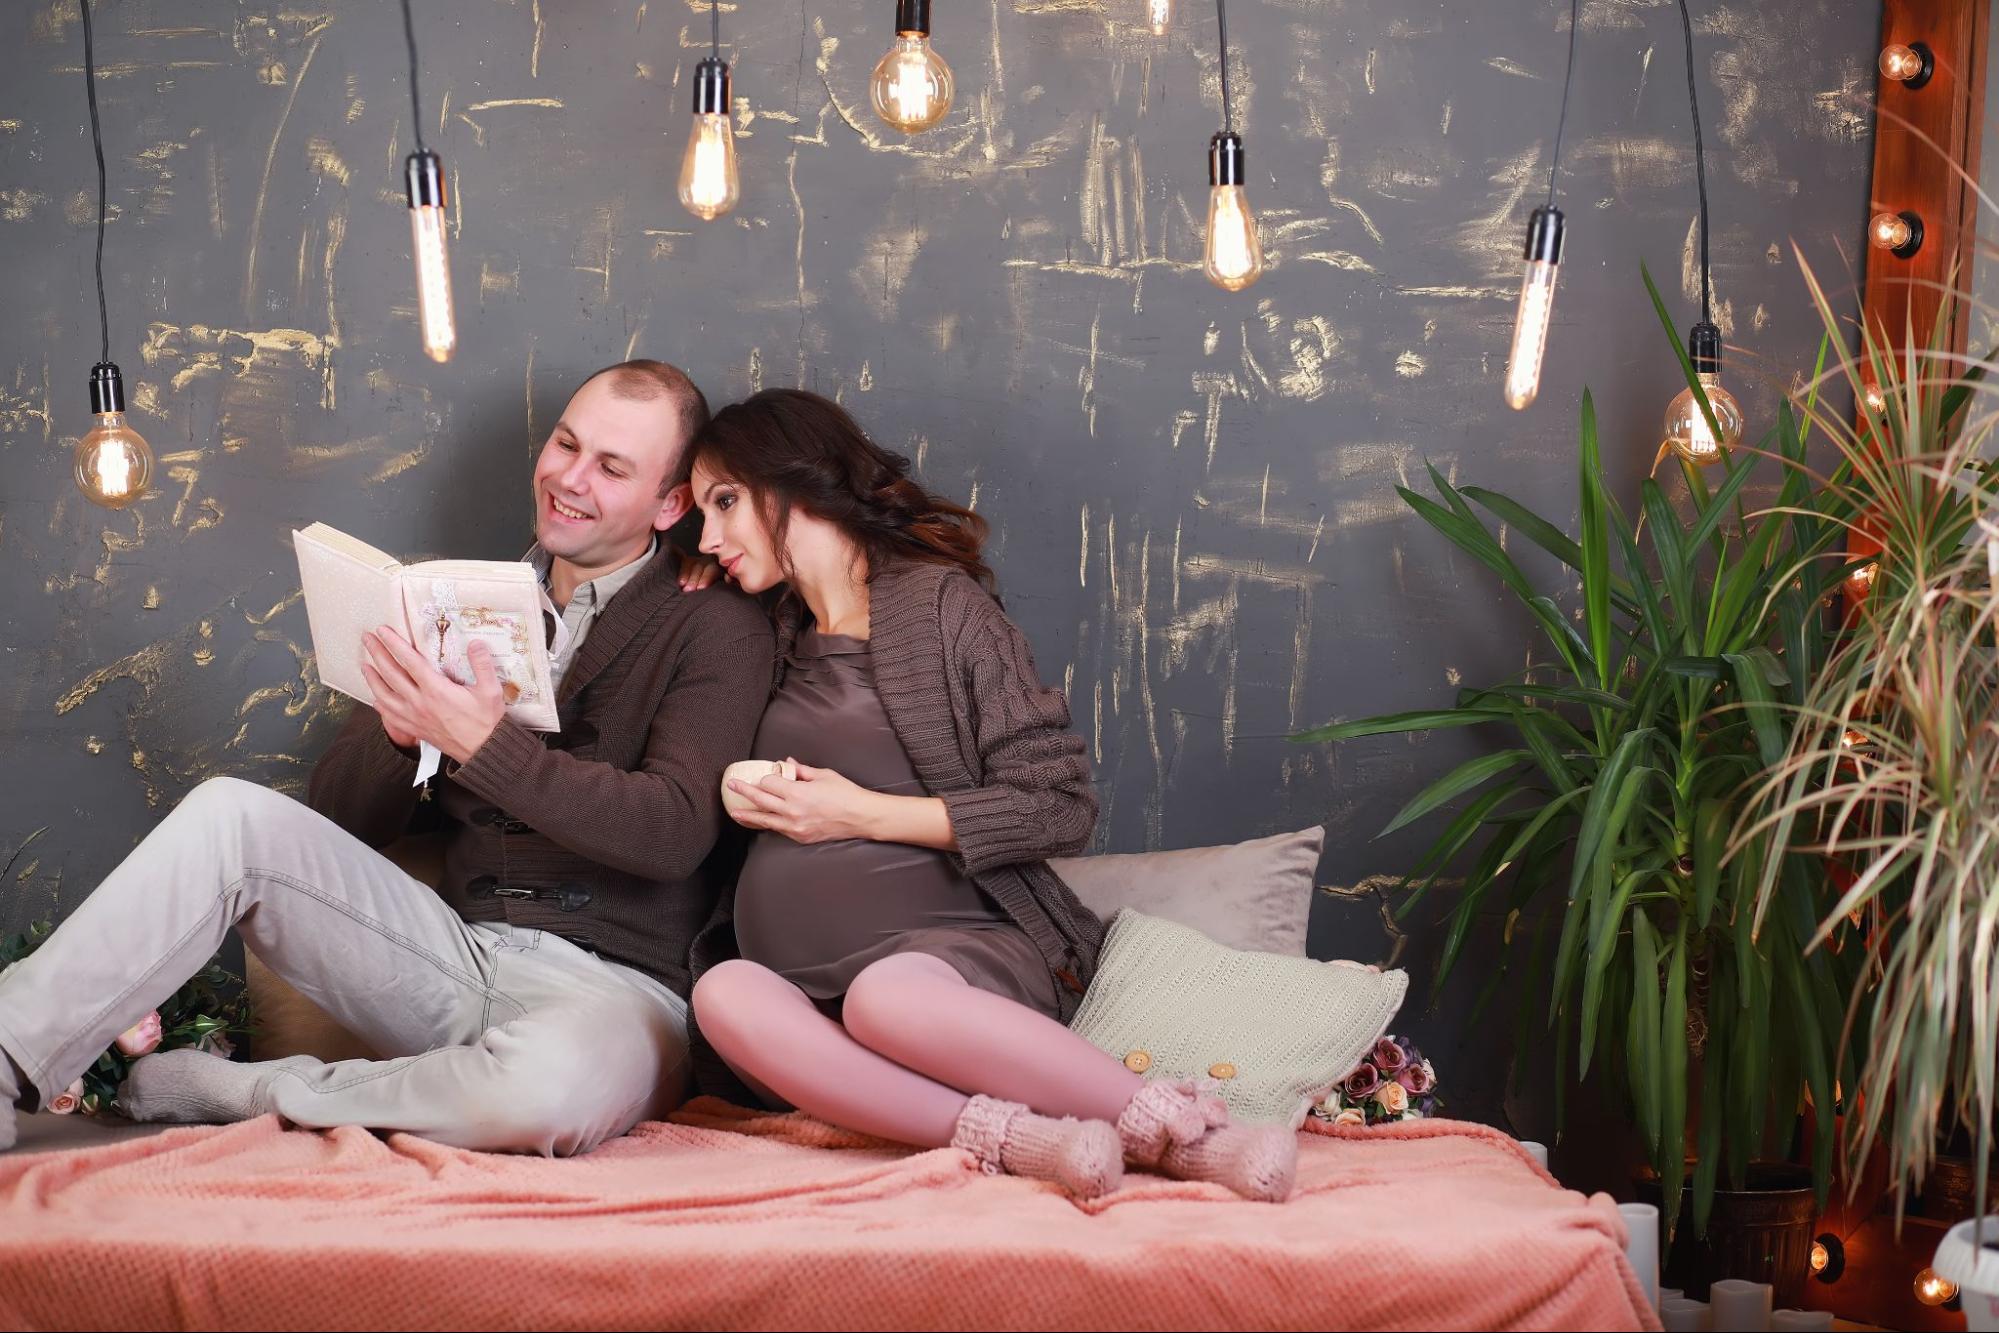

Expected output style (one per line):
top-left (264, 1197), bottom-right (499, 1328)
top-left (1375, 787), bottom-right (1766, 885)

top-left (84, 737), bottom-right (106, 755)
top-left (371, 445), bottom-right (429, 485)
top-left (305, 136), bottom-right (351, 187)
top-left (244, 590), bottom-right (302, 626)
top-left (243, 31), bottom-right (324, 322)
top-left (54, 638), bottom-right (180, 716)
top-left (193, 621), bottom-right (217, 667)
top-left (531, 0), bottom-right (545, 76)
top-left (143, 587), bottom-right (161, 610)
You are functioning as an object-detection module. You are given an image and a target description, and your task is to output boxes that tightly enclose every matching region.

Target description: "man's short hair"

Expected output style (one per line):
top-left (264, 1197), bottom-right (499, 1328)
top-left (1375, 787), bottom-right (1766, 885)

top-left (575, 360), bottom-right (710, 495)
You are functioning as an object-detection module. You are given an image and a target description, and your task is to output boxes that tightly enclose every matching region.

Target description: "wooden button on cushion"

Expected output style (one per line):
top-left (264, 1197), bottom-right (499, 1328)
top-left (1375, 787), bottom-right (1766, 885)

top-left (1123, 1049), bottom-right (1152, 1073)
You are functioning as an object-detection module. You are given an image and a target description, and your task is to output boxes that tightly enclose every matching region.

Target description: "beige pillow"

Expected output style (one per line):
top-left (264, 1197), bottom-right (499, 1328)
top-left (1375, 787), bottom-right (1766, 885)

top-left (1069, 909), bottom-right (1407, 1127)
top-left (1049, 826), bottom-right (1322, 956)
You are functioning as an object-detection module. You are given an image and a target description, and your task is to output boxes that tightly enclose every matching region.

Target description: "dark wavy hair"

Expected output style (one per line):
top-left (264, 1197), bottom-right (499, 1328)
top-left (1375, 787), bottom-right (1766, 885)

top-left (688, 389), bottom-right (995, 594)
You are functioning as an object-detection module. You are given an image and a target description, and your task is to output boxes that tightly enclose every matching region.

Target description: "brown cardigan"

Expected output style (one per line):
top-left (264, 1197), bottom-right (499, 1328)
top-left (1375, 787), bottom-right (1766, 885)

top-left (688, 559), bottom-right (1105, 1089)
top-left (308, 545), bottom-right (776, 998)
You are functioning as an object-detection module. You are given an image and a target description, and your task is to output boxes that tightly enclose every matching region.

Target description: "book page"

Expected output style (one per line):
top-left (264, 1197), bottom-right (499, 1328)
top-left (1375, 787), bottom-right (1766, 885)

top-left (401, 560), bottom-right (559, 732)
top-left (293, 523), bottom-right (402, 705)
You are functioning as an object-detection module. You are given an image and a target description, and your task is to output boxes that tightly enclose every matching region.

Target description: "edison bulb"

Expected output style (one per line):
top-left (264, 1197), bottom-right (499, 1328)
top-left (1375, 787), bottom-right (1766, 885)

top-left (1504, 206), bottom-right (1564, 410)
top-left (1879, 43), bottom-right (1929, 83)
top-left (871, 34), bottom-right (953, 133)
top-left (1204, 131), bottom-right (1263, 292)
top-left (680, 59), bottom-right (739, 220)
top-left (1663, 374), bottom-right (1745, 466)
top-left (1871, 211), bottom-right (1915, 251)
top-left (1205, 186), bottom-right (1264, 291)
top-left (75, 362), bottom-right (151, 509)
top-left (76, 411), bottom-right (151, 509)
top-left (405, 150), bottom-right (456, 363)
top-left (1809, 1241), bottom-right (1829, 1274)
top-left (1862, 381), bottom-right (1886, 413)
top-left (1914, 1268), bottom-right (1958, 1307)
top-left (1147, 0), bottom-right (1171, 35)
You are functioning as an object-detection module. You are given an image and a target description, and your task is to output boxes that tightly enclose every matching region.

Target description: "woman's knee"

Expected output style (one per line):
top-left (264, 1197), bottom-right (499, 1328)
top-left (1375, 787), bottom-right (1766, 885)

top-left (691, 960), bottom-right (784, 1051)
top-left (842, 953), bottom-right (963, 1048)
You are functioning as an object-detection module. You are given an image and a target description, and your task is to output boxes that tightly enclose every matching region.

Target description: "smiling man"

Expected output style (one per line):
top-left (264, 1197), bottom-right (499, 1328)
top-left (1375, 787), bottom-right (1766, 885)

top-left (0, 361), bottom-right (774, 1156)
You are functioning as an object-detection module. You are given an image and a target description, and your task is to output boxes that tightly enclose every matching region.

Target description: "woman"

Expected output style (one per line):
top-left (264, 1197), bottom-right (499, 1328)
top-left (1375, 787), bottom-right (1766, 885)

top-left (683, 389), bottom-right (1294, 1201)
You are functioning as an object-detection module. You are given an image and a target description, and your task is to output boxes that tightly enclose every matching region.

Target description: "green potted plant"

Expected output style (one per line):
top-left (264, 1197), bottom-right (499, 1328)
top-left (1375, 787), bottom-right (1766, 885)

top-left (1740, 265), bottom-right (1999, 1235)
top-left (1297, 267), bottom-right (1863, 1301)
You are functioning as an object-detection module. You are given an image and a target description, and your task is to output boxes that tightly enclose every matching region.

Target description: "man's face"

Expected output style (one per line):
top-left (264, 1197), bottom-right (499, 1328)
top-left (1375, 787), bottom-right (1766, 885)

top-left (531, 376), bottom-right (691, 569)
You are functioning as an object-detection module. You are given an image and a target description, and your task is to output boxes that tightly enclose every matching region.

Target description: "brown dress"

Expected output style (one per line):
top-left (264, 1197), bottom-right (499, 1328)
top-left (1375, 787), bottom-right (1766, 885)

top-left (733, 626), bottom-right (1061, 1019)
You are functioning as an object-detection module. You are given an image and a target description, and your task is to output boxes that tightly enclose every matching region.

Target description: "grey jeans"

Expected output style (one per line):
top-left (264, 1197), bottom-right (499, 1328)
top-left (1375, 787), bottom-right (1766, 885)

top-left (0, 777), bottom-right (689, 1156)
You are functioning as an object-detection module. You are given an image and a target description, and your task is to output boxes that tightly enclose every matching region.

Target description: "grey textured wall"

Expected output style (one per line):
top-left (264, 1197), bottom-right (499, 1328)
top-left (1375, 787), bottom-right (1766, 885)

top-left (0, 0), bottom-right (1878, 1138)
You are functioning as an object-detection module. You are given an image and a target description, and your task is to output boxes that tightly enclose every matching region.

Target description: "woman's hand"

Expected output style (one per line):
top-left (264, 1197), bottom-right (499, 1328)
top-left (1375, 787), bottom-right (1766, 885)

top-left (673, 547), bottom-right (725, 592)
top-left (725, 760), bottom-right (882, 844)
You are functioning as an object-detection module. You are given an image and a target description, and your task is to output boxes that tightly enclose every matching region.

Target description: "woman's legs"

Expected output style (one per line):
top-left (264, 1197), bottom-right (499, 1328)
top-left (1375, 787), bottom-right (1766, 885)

top-left (838, 952), bottom-right (1143, 1122)
top-left (840, 952), bottom-right (1297, 1202)
top-left (691, 959), bottom-right (967, 1147)
top-left (691, 958), bottom-right (1124, 1196)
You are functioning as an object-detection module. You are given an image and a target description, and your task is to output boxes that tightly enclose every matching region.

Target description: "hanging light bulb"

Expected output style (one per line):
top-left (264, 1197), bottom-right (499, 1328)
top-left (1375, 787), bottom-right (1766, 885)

top-left (1662, 322), bottom-right (1744, 466)
top-left (1878, 41), bottom-right (1934, 87)
top-left (1148, 0), bottom-right (1172, 36)
top-left (1504, 206), bottom-right (1564, 409)
top-left (1861, 380), bottom-right (1886, 413)
top-left (1204, 131), bottom-right (1264, 291)
top-left (680, 58), bottom-right (740, 220)
top-left (871, 0), bottom-right (953, 134)
top-left (71, 0), bottom-right (149, 509)
top-left (75, 362), bottom-right (152, 509)
top-left (405, 149), bottom-right (456, 363)
top-left (1870, 210), bottom-right (1924, 257)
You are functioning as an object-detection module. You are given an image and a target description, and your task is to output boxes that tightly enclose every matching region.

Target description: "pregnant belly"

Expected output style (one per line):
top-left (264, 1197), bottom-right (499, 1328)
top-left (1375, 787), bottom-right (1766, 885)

top-left (733, 833), bottom-right (1002, 976)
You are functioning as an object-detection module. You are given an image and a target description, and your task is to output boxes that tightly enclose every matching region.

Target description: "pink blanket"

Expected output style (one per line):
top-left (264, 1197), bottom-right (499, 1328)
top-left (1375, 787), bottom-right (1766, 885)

top-left (0, 1102), bottom-right (1656, 1331)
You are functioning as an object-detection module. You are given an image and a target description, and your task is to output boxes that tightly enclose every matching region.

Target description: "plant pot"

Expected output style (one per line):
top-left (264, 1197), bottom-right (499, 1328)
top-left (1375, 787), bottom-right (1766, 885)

top-left (1915, 1153), bottom-right (1999, 1222)
top-left (1648, 1162), bottom-right (1819, 1307)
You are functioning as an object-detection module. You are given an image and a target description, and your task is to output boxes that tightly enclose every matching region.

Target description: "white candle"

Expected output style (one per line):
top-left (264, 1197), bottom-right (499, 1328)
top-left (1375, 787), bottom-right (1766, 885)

top-left (1618, 1202), bottom-right (1660, 1312)
top-left (1661, 1288), bottom-right (1683, 1303)
top-left (1519, 1139), bottom-right (1549, 1172)
top-left (1708, 1278), bottom-right (1773, 1332)
top-left (1660, 1297), bottom-right (1713, 1332)
top-left (1768, 1311), bottom-right (1831, 1331)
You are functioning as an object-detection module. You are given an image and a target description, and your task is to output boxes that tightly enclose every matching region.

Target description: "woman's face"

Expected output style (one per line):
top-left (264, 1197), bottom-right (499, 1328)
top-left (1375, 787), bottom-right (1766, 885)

top-left (692, 455), bottom-right (783, 594)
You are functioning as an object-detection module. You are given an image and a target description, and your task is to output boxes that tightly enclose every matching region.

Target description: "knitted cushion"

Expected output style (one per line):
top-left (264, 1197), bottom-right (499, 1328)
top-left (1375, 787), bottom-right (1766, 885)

top-left (1049, 826), bottom-right (1322, 956)
top-left (1070, 909), bottom-right (1407, 1127)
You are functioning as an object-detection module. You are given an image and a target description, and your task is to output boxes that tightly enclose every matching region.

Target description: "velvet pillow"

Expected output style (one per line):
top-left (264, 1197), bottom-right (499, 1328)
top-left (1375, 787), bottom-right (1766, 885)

top-left (1049, 826), bottom-right (1322, 956)
top-left (1069, 909), bottom-right (1408, 1127)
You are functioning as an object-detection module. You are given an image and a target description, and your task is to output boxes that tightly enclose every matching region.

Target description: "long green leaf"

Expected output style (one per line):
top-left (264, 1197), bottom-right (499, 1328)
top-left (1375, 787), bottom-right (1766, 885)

top-left (1377, 750), bottom-right (1530, 838)
top-left (1579, 390), bottom-right (1614, 692)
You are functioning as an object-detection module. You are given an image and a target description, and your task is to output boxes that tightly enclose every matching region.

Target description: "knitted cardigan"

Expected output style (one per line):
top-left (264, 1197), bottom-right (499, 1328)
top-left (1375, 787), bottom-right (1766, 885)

top-left (687, 558), bottom-right (1105, 1093)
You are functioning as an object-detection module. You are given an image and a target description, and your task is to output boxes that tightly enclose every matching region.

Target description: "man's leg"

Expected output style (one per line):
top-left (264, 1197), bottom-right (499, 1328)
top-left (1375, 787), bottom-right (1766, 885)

top-left (124, 929), bottom-right (691, 1156)
top-left (0, 777), bottom-right (508, 1112)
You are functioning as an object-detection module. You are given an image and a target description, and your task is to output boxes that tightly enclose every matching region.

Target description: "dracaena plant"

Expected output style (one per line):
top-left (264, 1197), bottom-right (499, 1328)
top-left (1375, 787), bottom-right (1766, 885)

top-left (1738, 261), bottom-right (1999, 1221)
top-left (1297, 265), bottom-right (1862, 1241)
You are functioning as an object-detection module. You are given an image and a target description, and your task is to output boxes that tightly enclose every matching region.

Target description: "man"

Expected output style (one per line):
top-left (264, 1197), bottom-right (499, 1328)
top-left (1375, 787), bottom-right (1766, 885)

top-left (0, 360), bottom-right (773, 1156)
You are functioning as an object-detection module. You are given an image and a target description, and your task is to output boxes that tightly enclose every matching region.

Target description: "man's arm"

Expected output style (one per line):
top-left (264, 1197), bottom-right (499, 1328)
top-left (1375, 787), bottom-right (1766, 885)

top-left (447, 611), bottom-right (775, 881)
top-left (306, 701), bottom-right (426, 848)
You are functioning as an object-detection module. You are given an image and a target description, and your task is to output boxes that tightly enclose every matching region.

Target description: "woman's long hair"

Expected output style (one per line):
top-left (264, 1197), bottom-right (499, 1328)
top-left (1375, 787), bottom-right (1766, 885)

top-left (689, 389), bottom-right (995, 594)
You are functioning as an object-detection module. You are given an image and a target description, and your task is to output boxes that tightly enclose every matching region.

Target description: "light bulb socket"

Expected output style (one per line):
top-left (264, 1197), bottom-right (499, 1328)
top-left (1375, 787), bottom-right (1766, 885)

top-left (87, 361), bottom-right (125, 415)
top-left (1891, 40), bottom-right (1935, 88)
top-left (1210, 131), bottom-right (1246, 187)
top-left (692, 57), bottom-right (731, 115)
top-left (895, 0), bottom-right (931, 36)
top-left (1688, 322), bottom-right (1723, 376)
top-left (1885, 209), bottom-right (1924, 259)
top-left (1523, 205), bottom-right (1564, 263)
top-left (405, 149), bottom-right (447, 209)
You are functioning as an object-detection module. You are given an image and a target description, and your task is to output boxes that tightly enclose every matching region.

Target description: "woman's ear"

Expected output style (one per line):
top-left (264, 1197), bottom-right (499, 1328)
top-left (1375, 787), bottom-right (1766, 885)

top-left (655, 481), bottom-right (693, 531)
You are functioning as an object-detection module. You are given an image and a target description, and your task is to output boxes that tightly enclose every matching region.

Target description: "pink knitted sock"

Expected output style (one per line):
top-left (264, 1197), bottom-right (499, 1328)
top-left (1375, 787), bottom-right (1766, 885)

top-left (950, 1094), bottom-right (1124, 1198)
top-left (1116, 1079), bottom-right (1298, 1203)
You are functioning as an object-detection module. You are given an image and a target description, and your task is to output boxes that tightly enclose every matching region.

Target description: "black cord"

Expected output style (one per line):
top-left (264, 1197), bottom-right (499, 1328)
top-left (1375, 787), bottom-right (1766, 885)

top-left (711, 0), bottom-right (720, 58)
top-left (1676, 0), bottom-right (1710, 321)
top-left (401, 0), bottom-right (426, 151)
top-left (1546, 0), bottom-right (1580, 206)
top-left (1215, 0), bottom-right (1233, 132)
top-left (80, 0), bottom-right (109, 364)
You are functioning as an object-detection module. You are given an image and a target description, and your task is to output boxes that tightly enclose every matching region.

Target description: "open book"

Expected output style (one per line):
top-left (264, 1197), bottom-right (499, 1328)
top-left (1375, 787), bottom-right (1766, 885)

top-left (293, 521), bottom-right (559, 732)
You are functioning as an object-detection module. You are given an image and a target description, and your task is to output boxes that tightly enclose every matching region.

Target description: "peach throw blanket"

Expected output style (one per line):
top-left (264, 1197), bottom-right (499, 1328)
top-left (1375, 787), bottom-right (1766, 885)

top-left (0, 1101), bottom-right (1656, 1331)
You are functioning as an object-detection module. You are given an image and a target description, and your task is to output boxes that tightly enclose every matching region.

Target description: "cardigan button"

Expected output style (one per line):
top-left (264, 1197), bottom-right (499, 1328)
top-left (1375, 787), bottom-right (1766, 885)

top-left (1122, 1050), bottom-right (1152, 1074)
top-left (1208, 1063), bottom-right (1237, 1081)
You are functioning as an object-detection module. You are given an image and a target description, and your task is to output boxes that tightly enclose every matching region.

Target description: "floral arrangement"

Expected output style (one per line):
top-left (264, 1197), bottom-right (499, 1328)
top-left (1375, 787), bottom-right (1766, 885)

top-left (1, 922), bottom-right (253, 1116)
top-left (1311, 1035), bottom-right (1438, 1127)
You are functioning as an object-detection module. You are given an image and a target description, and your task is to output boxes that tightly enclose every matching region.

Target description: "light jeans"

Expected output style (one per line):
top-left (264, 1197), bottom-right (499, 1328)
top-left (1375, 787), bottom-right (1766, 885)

top-left (0, 777), bottom-right (689, 1156)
